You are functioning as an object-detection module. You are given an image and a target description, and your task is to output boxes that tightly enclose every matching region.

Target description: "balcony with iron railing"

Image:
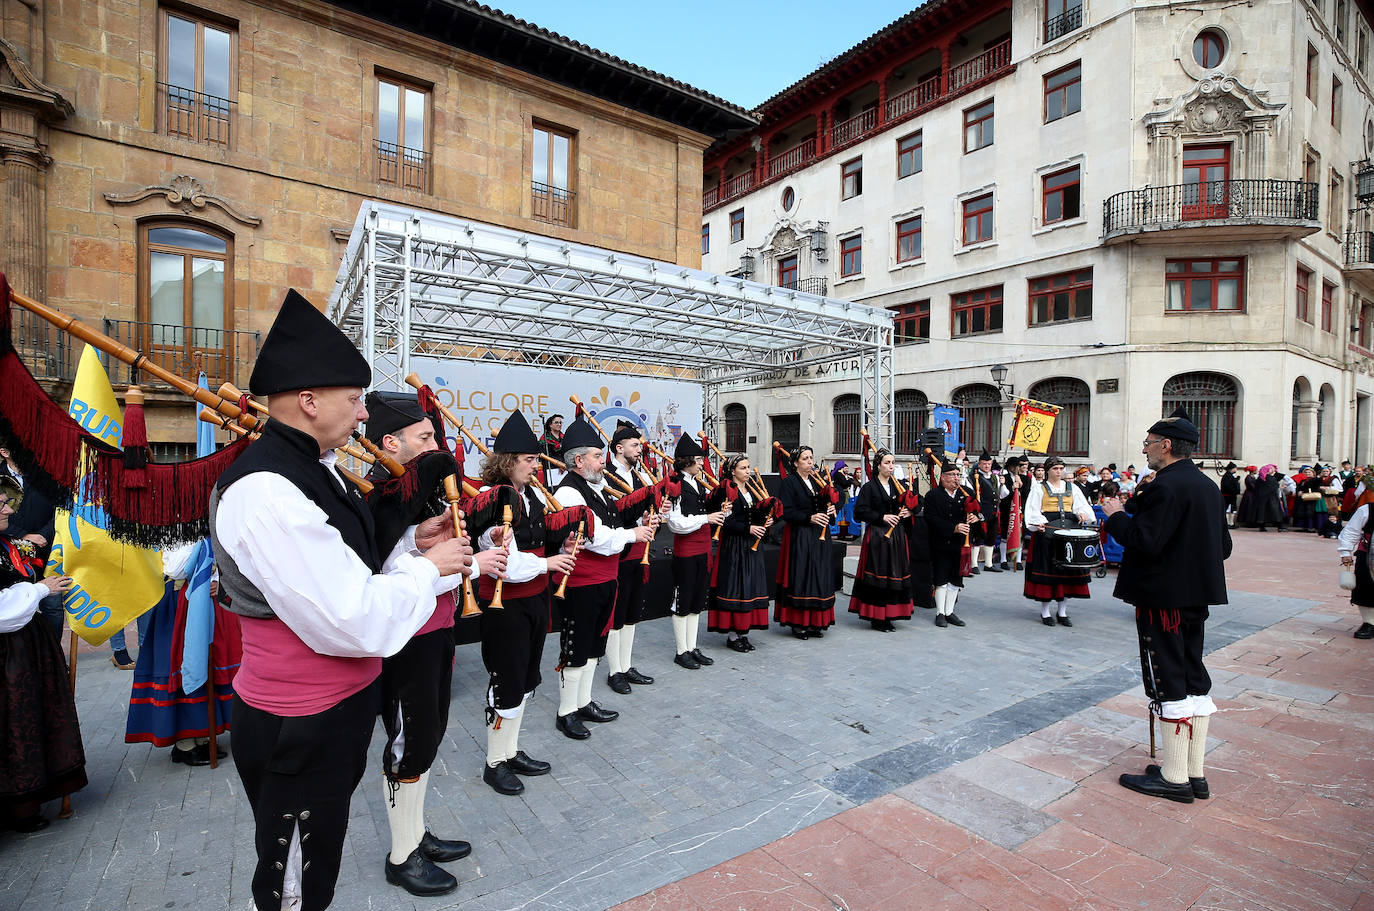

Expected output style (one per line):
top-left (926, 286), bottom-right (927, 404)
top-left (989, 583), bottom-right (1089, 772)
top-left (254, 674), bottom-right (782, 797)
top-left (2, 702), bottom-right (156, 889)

top-left (703, 39), bottom-right (1014, 212)
top-left (9, 304), bottom-right (76, 383)
top-left (531, 181), bottom-right (575, 227)
top-left (101, 319), bottom-right (260, 390)
top-left (1044, 5), bottom-right (1084, 42)
top-left (159, 82), bottom-right (233, 147)
top-left (1103, 179), bottom-right (1320, 244)
top-left (1346, 230), bottom-right (1374, 270)
top-left (778, 276), bottom-right (828, 296)
top-left (375, 140), bottom-right (430, 192)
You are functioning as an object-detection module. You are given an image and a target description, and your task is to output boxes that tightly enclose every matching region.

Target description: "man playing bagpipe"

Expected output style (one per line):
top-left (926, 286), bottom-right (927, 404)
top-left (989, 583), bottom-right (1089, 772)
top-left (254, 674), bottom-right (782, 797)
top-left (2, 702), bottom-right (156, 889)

top-left (923, 460), bottom-right (972, 628)
top-left (602, 422), bottom-right (657, 694)
top-left (969, 450), bottom-right (1003, 574)
top-left (209, 291), bottom-right (473, 911)
top-left (665, 432), bottom-right (727, 669)
top-left (707, 454), bottom-right (777, 652)
top-left (363, 390), bottom-right (506, 896)
top-left (552, 416), bottom-right (661, 740)
top-left (471, 411), bottom-right (587, 795)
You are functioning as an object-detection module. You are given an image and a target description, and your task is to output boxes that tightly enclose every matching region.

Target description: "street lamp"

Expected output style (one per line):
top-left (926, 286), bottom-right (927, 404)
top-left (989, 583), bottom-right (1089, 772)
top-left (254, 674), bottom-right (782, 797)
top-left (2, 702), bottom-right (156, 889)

top-left (990, 363), bottom-right (1014, 399)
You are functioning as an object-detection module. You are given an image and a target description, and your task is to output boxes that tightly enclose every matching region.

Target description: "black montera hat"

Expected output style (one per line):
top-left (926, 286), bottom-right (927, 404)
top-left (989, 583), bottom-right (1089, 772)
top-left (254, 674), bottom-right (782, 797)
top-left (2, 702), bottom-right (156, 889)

top-left (940, 459), bottom-right (961, 474)
top-left (364, 391), bottom-right (427, 442)
top-left (674, 432), bottom-right (704, 459)
top-left (560, 415), bottom-right (603, 456)
top-left (1148, 407), bottom-right (1201, 445)
top-left (250, 289), bottom-right (370, 396)
top-left (493, 410), bottom-right (540, 454)
top-left (612, 420), bottom-right (641, 446)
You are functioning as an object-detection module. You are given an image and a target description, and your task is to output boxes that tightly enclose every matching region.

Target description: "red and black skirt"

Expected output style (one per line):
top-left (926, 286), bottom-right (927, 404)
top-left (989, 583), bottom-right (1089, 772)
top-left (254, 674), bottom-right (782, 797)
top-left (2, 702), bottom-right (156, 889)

top-left (774, 524), bottom-right (837, 629)
top-left (848, 523), bottom-right (913, 621)
top-left (1023, 530), bottom-right (1091, 601)
top-left (708, 534), bottom-right (770, 632)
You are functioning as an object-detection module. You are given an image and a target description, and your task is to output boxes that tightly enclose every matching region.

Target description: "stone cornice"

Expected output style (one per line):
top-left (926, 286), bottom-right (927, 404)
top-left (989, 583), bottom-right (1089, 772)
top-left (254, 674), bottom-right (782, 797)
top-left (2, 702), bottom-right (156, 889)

top-left (0, 36), bottom-right (74, 121)
top-left (102, 175), bottom-right (262, 227)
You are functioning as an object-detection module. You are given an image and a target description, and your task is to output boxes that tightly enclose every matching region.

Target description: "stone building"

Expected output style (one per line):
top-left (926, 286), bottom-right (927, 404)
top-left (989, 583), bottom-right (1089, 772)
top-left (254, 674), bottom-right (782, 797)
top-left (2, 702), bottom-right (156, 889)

top-left (1, 0), bottom-right (750, 449)
top-left (702, 0), bottom-right (1374, 474)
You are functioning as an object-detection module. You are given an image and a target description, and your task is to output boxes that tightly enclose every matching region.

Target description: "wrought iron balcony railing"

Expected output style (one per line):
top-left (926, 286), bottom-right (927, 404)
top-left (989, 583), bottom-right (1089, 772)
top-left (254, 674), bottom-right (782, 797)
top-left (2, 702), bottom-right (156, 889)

top-left (101, 319), bottom-right (260, 390)
top-left (1346, 230), bottom-right (1374, 267)
top-left (159, 82), bottom-right (233, 147)
top-left (9, 304), bottom-right (75, 382)
top-left (375, 140), bottom-right (430, 192)
top-left (1044, 5), bottom-right (1083, 41)
top-left (531, 181), bottom-right (575, 227)
top-left (1103, 179), bottom-right (1319, 236)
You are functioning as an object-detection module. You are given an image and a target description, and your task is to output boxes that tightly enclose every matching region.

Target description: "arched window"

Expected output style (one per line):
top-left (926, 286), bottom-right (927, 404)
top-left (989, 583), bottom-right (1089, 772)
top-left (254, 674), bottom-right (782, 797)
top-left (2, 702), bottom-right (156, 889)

top-left (894, 389), bottom-right (929, 454)
top-left (952, 384), bottom-right (1002, 456)
top-left (723, 403), bottom-right (747, 452)
top-left (1162, 372), bottom-right (1240, 457)
top-left (138, 220), bottom-right (234, 387)
top-left (1318, 384), bottom-right (1335, 461)
top-left (1291, 379), bottom-right (1309, 460)
top-left (1028, 377), bottom-right (1090, 457)
top-left (833, 393), bottom-right (861, 454)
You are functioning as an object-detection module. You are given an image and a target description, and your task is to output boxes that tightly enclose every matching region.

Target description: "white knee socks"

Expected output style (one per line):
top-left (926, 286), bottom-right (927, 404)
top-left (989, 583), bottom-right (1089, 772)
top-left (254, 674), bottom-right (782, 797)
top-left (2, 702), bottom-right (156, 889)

top-left (1056, 599), bottom-right (1068, 618)
top-left (686, 613), bottom-right (700, 651)
top-left (605, 628), bottom-right (623, 675)
top-left (1159, 717), bottom-right (1191, 784)
top-left (620, 623), bottom-right (637, 670)
top-left (578, 657), bottom-right (597, 708)
top-left (558, 665), bottom-right (583, 716)
top-left (385, 778), bottom-right (423, 864)
top-left (1360, 605), bottom-right (1374, 625)
top-left (1187, 714), bottom-right (1209, 779)
top-left (672, 615), bottom-right (689, 654)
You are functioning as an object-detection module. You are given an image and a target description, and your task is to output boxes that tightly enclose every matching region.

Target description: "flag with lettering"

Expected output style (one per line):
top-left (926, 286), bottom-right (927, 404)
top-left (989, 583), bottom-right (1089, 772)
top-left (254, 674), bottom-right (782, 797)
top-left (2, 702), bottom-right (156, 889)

top-left (46, 346), bottom-right (164, 645)
top-left (1008, 399), bottom-right (1060, 454)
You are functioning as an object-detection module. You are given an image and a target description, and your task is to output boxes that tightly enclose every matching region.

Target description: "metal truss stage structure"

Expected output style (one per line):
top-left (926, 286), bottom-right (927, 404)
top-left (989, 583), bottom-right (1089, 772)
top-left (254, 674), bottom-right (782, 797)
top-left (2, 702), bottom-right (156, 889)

top-left (329, 202), bottom-right (895, 442)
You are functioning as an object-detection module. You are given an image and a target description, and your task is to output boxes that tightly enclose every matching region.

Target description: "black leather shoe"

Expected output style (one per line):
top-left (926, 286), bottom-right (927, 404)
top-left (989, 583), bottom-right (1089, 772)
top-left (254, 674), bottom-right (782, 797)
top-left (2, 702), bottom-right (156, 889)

top-left (420, 831), bottom-right (472, 862)
top-left (809, 628), bottom-right (824, 638)
top-left (507, 751), bottom-right (551, 776)
top-left (624, 667), bottom-right (654, 685)
top-left (385, 847), bottom-right (458, 895)
top-left (1056, 616), bottom-right (1073, 627)
top-left (726, 637), bottom-right (750, 652)
top-left (934, 614), bottom-right (947, 628)
top-left (970, 566), bottom-right (981, 574)
top-left (1118, 767), bottom-right (1194, 803)
top-left (483, 761), bottom-right (525, 795)
top-left (1042, 616), bottom-right (1056, 626)
top-left (6, 814), bottom-right (49, 833)
top-left (1355, 623), bottom-right (1374, 639)
top-left (791, 627), bottom-right (810, 639)
top-left (171, 745), bottom-right (211, 766)
top-left (577, 701), bottom-right (619, 723)
top-left (556, 712), bottom-right (591, 740)
top-left (985, 564), bottom-right (1003, 573)
top-left (741, 636), bottom-right (756, 651)
top-left (674, 651), bottom-right (701, 669)
top-left (607, 672), bottom-right (631, 695)
top-left (691, 648), bottom-right (714, 666)
top-left (1145, 765), bottom-right (1209, 799)
top-left (945, 613), bottom-right (965, 627)
top-left (999, 562), bottom-right (1010, 570)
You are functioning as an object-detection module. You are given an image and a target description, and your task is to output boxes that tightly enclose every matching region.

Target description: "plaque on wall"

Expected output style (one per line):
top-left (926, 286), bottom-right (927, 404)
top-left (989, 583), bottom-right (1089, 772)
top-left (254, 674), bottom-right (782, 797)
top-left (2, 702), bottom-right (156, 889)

top-left (1096, 378), bottom-right (1120, 393)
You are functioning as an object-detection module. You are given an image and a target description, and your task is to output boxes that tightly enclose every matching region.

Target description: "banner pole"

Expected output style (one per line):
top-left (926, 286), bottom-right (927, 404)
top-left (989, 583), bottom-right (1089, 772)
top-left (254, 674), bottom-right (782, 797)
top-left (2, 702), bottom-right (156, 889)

top-left (60, 628), bottom-right (77, 818)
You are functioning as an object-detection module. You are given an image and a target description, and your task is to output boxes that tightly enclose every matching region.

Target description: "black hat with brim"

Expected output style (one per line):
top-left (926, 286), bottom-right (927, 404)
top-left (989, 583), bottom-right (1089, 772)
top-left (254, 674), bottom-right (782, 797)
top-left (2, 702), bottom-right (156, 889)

top-left (250, 289), bottom-right (371, 396)
top-left (493, 410), bottom-right (541, 454)
top-left (560, 416), bottom-right (603, 456)
top-left (611, 420), bottom-right (641, 446)
top-left (674, 432), bottom-right (704, 460)
top-left (940, 460), bottom-right (961, 475)
top-left (1148, 407), bottom-right (1201, 445)
top-left (364, 391), bottom-right (427, 442)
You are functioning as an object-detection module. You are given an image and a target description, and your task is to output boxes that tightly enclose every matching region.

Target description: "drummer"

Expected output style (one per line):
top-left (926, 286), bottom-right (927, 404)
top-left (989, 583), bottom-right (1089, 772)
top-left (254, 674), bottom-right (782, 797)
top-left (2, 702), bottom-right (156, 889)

top-left (1023, 456), bottom-right (1097, 627)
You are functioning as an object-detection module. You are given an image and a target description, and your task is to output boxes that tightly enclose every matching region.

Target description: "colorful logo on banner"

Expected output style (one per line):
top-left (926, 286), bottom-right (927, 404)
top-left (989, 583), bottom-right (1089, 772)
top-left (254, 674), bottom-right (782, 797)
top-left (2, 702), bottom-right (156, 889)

top-left (930, 404), bottom-right (962, 453)
top-left (1008, 399), bottom-right (1061, 454)
top-left (47, 346), bottom-right (164, 645)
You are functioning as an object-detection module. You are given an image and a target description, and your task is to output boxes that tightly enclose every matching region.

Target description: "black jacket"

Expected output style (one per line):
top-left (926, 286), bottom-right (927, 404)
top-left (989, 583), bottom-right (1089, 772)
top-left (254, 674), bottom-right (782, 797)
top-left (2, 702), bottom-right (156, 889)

top-left (922, 486), bottom-right (967, 547)
top-left (1104, 458), bottom-right (1230, 609)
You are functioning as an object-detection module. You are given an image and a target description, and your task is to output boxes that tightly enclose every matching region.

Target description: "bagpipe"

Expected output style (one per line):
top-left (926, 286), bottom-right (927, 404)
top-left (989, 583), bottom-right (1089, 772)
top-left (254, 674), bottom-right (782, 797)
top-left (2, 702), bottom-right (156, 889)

top-left (699, 435), bottom-right (779, 551)
top-left (772, 442), bottom-right (838, 540)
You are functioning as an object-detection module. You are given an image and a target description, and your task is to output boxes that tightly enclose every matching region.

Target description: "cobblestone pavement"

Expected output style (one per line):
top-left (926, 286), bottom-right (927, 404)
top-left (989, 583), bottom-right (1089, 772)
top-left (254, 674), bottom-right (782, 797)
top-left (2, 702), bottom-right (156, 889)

top-left (0, 531), bottom-right (1339, 911)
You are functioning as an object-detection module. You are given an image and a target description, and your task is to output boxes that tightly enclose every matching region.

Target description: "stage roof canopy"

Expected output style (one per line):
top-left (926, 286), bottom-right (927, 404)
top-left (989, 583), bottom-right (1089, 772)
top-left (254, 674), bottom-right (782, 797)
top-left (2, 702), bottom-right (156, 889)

top-left (328, 201), bottom-right (895, 439)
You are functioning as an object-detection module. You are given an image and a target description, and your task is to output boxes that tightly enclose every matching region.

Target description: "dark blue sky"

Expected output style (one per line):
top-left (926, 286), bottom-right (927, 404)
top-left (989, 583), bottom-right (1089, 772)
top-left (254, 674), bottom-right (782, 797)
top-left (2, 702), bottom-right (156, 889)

top-left (494, 1), bottom-right (922, 109)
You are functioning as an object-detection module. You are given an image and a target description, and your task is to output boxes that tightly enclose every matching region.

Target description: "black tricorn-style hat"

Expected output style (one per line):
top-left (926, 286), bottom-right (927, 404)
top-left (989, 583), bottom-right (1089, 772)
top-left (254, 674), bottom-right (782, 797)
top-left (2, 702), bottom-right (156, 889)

top-left (611, 420), bottom-right (641, 446)
top-left (560, 415), bottom-right (604, 456)
top-left (1148, 407), bottom-right (1201, 445)
top-left (1224, 461), bottom-right (1237, 471)
top-left (250, 289), bottom-right (371, 396)
top-left (940, 459), bottom-right (961, 474)
top-left (674, 432), bottom-right (704, 460)
top-left (364, 391), bottom-right (427, 442)
top-left (978, 449), bottom-right (992, 462)
top-left (493, 410), bottom-right (540, 454)
top-left (1004, 456), bottom-right (1022, 469)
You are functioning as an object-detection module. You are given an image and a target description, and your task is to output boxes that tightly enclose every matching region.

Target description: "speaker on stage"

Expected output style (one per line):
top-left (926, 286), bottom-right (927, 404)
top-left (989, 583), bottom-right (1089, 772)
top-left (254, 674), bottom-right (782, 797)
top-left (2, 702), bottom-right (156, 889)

top-left (919, 427), bottom-right (945, 453)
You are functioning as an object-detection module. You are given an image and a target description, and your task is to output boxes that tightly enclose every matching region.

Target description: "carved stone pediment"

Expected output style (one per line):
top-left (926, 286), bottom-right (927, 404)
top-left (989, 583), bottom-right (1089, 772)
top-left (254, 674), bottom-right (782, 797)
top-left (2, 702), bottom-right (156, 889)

top-left (1144, 75), bottom-right (1284, 139)
top-left (0, 37), bottom-right (74, 122)
top-left (103, 175), bottom-right (262, 226)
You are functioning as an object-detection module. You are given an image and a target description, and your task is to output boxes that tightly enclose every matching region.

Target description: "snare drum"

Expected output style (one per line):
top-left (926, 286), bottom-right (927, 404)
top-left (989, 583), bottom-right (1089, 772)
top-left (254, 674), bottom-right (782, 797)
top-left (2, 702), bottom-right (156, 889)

top-left (1048, 527), bottom-right (1100, 570)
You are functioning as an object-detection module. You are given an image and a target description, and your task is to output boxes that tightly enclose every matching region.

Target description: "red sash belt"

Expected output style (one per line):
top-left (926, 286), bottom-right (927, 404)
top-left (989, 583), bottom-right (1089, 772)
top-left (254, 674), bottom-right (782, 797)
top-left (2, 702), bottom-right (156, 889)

top-left (477, 546), bottom-right (547, 601)
top-left (675, 526), bottom-right (711, 557)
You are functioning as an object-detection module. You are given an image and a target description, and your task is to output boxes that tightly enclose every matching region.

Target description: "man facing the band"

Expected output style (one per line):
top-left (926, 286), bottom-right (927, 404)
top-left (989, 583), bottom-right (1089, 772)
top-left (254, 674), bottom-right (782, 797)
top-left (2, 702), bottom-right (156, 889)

top-left (1103, 408), bottom-right (1230, 804)
top-left (363, 391), bottom-right (503, 896)
top-left (602, 422), bottom-right (656, 695)
top-left (475, 411), bottom-right (575, 795)
top-left (210, 291), bottom-right (472, 911)
top-left (552, 416), bottom-right (657, 739)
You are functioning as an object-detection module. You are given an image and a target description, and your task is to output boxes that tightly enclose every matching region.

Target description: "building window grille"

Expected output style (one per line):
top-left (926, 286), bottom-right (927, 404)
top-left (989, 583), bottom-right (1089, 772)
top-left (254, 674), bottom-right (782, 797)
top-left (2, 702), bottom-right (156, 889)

top-left (895, 389), bottom-right (929, 454)
top-left (1044, 0), bottom-right (1083, 41)
top-left (724, 404), bottom-right (747, 452)
top-left (1029, 377), bottom-right (1090, 457)
top-left (952, 384), bottom-right (1002, 456)
top-left (1162, 372), bottom-right (1240, 457)
top-left (832, 395), bottom-right (861, 454)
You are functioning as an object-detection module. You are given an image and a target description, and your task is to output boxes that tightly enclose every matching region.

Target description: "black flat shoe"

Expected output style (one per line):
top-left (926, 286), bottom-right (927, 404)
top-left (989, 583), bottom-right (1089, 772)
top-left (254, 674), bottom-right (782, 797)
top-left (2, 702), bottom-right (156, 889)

top-left (741, 636), bottom-right (756, 651)
top-left (1145, 765), bottom-right (1209, 799)
top-left (385, 847), bottom-right (458, 895)
top-left (1041, 616), bottom-right (1056, 626)
top-left (809, 628), bottom-right (824, 638)
top-left (607, 672), bottom-right (631, 695)
top-left (556, 712), bottom-right (591, 740)
top-left (791, 627), bottom-right (811, 640)
top-left (934, 614), bottom-right (947, 628)
top-left (483, 761), bottom-right (525, 796)
top-left (171, 742), bottom-right (223, 766)
top-left (1118, 767), bottom-right (1194, 803)
top-left (577, 701), bottom-right (618, 723)
top-left (691, 648), bottom-right (714, 666)
top-left (945, 613), bottom-right (965, 627)
top-left (985, 565), bottom-right (1003, 573)
top-left (420, 831), bottom-right (472, 863)
top-left (726, 637), bottom-right (750, 653)
top-left (674, 651), bottom-right (701, 669)
top-left (507, 751), bottom-right (551, 776)
top-left (624, 667), bottom-right (654, 685)
top-left (7, 814), bottom-right (49, 833)
top-left (1355, 623), bottom-right (1374, 640)
top-left (999, 562), bottom-right (1010, 570)
top-left (1056, 616), bottom-right (1073, 627)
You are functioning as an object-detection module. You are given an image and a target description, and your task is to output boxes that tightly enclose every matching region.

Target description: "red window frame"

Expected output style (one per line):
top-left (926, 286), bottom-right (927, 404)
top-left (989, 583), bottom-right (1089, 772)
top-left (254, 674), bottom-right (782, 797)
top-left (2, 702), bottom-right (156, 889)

top-left (890, 300), bottom-right (930, 344)
top-left (1042, 166), bottom-right (1081, 223)
top-left (964, 100), bottom-right (994, 152)
top-left (951, 285), bottom-right (1004, 337)
top-left (1028, 268), bottom-right (1093, 325)
top-left (896, 216), bottom-right (922, 263)
top-left (840, 235), bottom-right (862, 277)
top-left (962, 193), bottom-right (995, 244)
top-left (897, 132), bottom-right (923, 178)
top-left (1296, 265), bottom-right (1312, 323)
top-left (1322, 281), bottom-right (1336, 332)
top-left (729, 208), bottom-right (743, 243)
top-left (841, 158), bottom-right (863, 199)
top-left (1193, 31), bottom-right (1224, 67)
top-left (1361, 301), bottom-right (1374, 349)
top-left (701, 223), bottom-right (709, 255)
top-left (1307, 44), bottom-right (1319, 100)
top-left (778, 254), bottom-right (798, 289)
top-left (1044, 63), bottom-right (1081, 122)
top-left (1165, 258), bottom-right (1246, 312)
top-left (1182, 145), bottom-right (1230, 220)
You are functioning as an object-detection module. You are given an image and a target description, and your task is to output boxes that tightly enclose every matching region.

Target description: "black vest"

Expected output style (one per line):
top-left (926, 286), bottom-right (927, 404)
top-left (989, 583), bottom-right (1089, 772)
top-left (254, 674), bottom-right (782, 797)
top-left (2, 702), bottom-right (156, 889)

top-left (556, 471), bottom-right (624, 531)
top-left (514, 485), bottom-right (547, 550)
top-left (678, 476), bottom-right (709, 516)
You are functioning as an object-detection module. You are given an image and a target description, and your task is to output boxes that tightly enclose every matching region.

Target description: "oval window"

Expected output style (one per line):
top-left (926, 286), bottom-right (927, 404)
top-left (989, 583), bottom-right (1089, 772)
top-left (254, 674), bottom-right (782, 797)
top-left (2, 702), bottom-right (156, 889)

top-left (781, 186), bottom-right (796, 211)
top-left (1193, 29), bottom-right (1226, 68)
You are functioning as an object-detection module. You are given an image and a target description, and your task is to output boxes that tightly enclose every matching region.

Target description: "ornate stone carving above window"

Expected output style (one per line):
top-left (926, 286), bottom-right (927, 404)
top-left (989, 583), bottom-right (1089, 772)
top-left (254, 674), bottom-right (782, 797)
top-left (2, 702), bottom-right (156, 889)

top-left (103, 175), bottom-right (262, 227)
top-left (1142, 76), bottom-right (1285, 185)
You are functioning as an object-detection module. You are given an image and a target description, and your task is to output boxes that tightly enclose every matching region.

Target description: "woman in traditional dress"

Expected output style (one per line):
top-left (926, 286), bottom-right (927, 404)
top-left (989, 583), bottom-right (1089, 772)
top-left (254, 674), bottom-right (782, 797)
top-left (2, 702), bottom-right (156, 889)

top-left (847, 449), bottom-right (914, 632)
top-left (1293, 466), bottom-right (1322, 532)
top-left (707, 455), bottom-right (773, 652)
top-left (774, 445), bottom-right (837, 639)
top-left (0, 475), bottom-right (86, 831)
top-left (1023, 456), bottom-right (1096, 628)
